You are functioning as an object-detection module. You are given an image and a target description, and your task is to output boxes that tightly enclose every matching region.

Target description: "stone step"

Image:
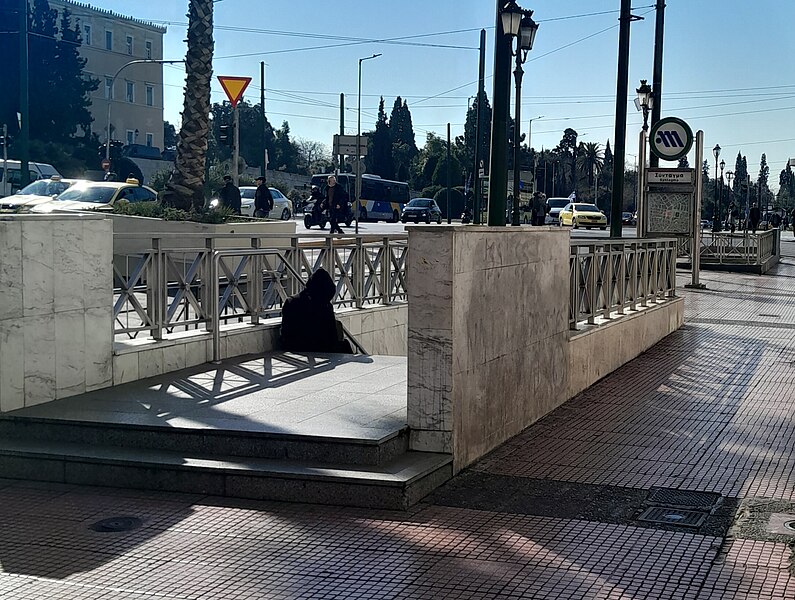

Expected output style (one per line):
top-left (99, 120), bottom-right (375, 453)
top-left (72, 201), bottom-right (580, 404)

top-left (0, 438), bottom-right (452, 510)
top-left (0, 416), bottom-right (409, 467)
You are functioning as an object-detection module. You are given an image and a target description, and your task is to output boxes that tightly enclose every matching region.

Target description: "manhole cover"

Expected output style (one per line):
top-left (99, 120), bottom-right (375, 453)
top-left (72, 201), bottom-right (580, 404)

top-left (90, 516), bottom-right (143, 533)
top-left (646, 488), bottom-right (721, 510)
top-left (637, 507), bottom-right (708, 528)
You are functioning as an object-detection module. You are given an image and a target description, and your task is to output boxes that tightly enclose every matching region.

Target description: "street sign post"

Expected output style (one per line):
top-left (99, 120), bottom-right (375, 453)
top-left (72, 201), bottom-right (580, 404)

top-left (333, 134), bottom-right (368, 157)
top-left (217, 76), bottom-right (252, 186)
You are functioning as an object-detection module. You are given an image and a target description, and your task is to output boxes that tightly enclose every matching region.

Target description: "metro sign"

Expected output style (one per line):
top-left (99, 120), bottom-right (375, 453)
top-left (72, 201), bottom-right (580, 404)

top-left (649, 117), bottom-right (694, 162)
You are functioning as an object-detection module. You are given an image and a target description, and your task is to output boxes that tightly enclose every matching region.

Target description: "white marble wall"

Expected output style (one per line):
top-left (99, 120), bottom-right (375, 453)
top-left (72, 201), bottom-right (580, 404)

top-left (407, 226), bottom-right (571, 470)
top-left (0, 215), bottom-right (113, 412)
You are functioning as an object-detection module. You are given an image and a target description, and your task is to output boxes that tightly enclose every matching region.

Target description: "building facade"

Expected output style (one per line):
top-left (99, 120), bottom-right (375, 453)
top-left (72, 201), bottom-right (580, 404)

top-left (47, 0), bottom-right (167, 152)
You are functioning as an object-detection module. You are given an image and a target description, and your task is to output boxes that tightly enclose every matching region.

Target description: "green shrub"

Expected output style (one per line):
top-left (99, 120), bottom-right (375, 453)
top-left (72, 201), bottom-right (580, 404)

top-left (112, 200), bottom-right (239, 223)
top-left (421, 185), bottom-right (442, 199)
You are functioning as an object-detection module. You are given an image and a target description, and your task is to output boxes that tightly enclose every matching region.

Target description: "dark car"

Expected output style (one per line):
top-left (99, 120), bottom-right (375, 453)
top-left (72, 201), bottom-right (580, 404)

top-left (401, 198), bottom-right (443, 224)
top-left (621, 212), bottom-right (636, 226)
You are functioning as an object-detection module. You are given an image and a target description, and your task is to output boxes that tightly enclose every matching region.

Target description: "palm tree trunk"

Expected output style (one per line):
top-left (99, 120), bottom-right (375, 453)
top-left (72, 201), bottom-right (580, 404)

top-left (162, 0), bottom-right (214, 211)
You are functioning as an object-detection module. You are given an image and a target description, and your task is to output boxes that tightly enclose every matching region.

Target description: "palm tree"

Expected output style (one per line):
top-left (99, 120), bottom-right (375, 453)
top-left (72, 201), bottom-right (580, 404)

top-left (578, 142), bottom-right (604, 199)
top-left (162, 0), bottom-right (214, 211)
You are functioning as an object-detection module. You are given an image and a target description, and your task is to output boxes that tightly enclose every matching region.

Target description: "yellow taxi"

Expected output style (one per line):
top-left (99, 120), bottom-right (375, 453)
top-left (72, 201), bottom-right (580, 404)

top-left (559, 202), bottom-right (608, 230)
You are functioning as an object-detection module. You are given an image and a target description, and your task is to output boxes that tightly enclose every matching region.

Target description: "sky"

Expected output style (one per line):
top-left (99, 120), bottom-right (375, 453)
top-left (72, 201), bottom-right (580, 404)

top-left (86, 0), bottom-right (794, 186)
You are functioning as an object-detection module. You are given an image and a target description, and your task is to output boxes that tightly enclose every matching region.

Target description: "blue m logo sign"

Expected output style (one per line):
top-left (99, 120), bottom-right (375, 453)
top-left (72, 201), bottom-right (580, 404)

top-left (655, 130), bottom-right (685, 148)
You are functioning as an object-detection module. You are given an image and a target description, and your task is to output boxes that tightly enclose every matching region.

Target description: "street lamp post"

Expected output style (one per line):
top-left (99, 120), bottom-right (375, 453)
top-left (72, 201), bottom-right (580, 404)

top-left (636, 79), bottom-right (653, 132)
top-left (105, 59), bottom-right (184, 162)
top-left (356, 53), bottom-right (381, 235)
top-left (726, 169), bottom-right (734, 231)
top-left (712, 144), bottom-right (721, 232)
top-left (510, 11), bottom-right (539, 226)
top-left (719, 158), bottom-right (725, 229)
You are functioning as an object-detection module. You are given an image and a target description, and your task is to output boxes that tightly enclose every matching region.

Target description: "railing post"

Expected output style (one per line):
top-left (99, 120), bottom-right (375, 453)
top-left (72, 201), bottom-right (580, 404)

top-left (569, 247), bottom-right (578, 329)
top-left (603, 243), bottom-right (614, 319)
top-left (381, 236), bottom-right (391, 305)
top-left (249, 238), bottom-right (262, 325)
top-left (587, 244), bottom-right (597, 325)
top-left (355, 236), bottom-right (364, 309)
top-left (617, 243), bottom-right (626, 315)
top-left (290, 236), bottom-right (301, 297)
top-left (211, 252), bottom-right (221, 363)
top-left (203, 237), bottom-right (216, 335)
top-left (149, 237), bottom-right (165, 340)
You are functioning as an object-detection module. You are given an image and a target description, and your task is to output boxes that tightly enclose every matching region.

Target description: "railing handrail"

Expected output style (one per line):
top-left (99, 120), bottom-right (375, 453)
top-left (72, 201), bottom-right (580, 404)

top-left (113, 232), bottom-right (409, 240)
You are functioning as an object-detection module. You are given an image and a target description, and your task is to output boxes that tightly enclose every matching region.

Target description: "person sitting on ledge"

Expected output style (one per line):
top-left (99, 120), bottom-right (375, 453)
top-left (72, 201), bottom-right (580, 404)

top-left (280, 268), bottom-right (353, 354)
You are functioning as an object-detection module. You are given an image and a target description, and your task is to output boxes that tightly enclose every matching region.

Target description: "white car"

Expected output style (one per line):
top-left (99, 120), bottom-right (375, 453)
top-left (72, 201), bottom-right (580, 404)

top-left (32, 181), bottom-right (158, 213)
top-left (212, 187), bottom-right (293, 219)
top-left (545, 197), bottom-right (571, 225)
top-left (0, 177), bottom-right (82, 212)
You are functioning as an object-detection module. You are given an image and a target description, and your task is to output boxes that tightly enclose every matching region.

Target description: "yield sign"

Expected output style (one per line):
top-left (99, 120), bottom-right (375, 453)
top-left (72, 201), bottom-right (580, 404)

top-left (217, 76), bottom-right (251, 108)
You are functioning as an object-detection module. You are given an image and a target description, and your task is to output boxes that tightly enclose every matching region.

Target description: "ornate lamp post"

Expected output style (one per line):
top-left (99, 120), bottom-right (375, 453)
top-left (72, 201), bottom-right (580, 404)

top-left (712, 144), bottom-right (721, 232)
top-left (720, 158), bottom-right (725, 228)
top-left (635, 79), bottom-right (654, 132)
top-left (510, 10), bottom-right (539, 226)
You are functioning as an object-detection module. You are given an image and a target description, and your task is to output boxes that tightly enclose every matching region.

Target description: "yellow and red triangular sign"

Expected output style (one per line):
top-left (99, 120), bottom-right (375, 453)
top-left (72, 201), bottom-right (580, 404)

top-left (217, 76), bottom-right (251, 108)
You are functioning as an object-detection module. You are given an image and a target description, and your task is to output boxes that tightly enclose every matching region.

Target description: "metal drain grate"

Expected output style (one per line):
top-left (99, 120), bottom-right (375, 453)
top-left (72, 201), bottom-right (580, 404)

top-left (637, 507), bottom-right (708, 528)
top-left (90, 516), bottom-right (143, 533)
top-left (646, 488), bottom-right (721, 510)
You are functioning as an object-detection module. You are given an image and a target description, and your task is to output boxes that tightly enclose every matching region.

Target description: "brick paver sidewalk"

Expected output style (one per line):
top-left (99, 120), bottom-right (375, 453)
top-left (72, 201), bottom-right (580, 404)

top-left (2, 245), bottom-right (795, 599)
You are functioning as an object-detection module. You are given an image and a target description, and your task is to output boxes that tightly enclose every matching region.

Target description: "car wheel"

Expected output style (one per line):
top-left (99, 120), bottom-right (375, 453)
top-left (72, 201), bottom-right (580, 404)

top-left (425, 214), bottom-right (431, 224)
top-left (345, 220), bottom-right (352, 227)
top-left (319, 220), bottom-right (327, 230)
top-left (437, 215), bottom-right (442, 224)
top-left (401, 218), bottom-right (407, 224)
top-left (559, 219), bottom-right (564, 227)
top-left (392, 209), bottom-right (400, 223)
top-left (359, 208), bottom-right (368, 222)
top-left (281, 208), bottom-right (290, 220)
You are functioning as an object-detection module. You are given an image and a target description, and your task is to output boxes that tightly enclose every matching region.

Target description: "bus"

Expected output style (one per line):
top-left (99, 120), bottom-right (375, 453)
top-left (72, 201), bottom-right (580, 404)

top-left (310, 173), bottom-right (410, 222)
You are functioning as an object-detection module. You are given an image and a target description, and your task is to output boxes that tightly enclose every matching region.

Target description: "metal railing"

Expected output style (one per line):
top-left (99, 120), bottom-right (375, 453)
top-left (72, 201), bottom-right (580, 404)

top-left (569, 238), bottom-right (678, 330)
top-left (113, 233), bottom-right (409, 344)
top-left (680, 229), bottom-right (778, 266)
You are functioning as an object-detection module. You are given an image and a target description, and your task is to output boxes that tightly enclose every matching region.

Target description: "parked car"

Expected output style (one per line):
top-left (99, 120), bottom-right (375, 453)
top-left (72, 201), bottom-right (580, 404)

top-left (401, 198), bottom-right (443, 224)
top-left (0, 176), bottom-right (82, 212)
top-left (241, 187), bottom-right (293, 220)
top-left (621, 212), bottom-right (636, 226)
top-left (545, 197), bottom-right (570, 225)
top-left (559, 203), bottom-right (608, 230)
top-left (0, 160), bottom-right (61, 197)
top-left (31, 180), bottom-right (158, 213)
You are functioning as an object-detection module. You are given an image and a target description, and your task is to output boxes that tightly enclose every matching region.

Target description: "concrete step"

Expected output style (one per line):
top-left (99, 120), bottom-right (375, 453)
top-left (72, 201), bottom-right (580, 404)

top-left (0, 416), bottom-right (409, 467)
top-left (0, 438), bottom-right (452, 510)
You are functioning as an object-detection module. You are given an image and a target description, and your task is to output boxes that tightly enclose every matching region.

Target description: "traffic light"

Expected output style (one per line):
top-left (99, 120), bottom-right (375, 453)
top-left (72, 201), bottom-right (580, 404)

top-left (219, 124), bottom-right (233, 146)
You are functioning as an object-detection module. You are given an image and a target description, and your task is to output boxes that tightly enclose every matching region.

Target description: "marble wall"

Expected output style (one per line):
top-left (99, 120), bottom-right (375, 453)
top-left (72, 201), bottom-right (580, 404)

top-left (407, 226), bottom-right (570, 470)
top-left (0, 215), bottom-right (113, 412)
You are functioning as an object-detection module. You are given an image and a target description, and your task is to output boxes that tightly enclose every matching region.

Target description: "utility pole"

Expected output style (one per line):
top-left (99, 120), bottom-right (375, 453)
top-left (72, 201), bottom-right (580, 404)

top-left (260, 61), bottom-right (266, 177)
top-left (338, 93), bottom-right (344, 175)
top-left (610, 0), bottom-right (637, 238)
top-left (18, 0), bottom-right (30, 187)
top-left (473, 29), bottom-right (486, 225)
top-left (649, 0), bottom-right (666, 168)
top-left (2, 124), bottom-right (8, 196)
top-left (487, 0), bottom-right (512, 226)
top-left (447, 123), bottom-right (452, 224)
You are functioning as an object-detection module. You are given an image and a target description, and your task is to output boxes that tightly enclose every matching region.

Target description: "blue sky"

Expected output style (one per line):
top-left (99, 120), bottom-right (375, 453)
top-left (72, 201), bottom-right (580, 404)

top-left (88, 0), bottom-right (793, 184)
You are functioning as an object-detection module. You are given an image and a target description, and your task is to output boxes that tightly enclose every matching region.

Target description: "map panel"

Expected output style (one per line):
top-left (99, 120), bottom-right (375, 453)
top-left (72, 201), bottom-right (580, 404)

top-left (646, 192), bottom-right (692, 235)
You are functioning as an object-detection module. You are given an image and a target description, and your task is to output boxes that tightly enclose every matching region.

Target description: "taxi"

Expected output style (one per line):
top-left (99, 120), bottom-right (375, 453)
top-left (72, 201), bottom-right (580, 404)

top-left (0, 176), bottom-right (82, 212)
top-left (559, 202), bottom-right (608, 230)
top-left (31, 179), bottom-right (157, 213)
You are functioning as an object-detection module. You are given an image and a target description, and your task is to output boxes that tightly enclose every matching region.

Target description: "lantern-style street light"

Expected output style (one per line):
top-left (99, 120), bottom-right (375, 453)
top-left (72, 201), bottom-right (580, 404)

top-left (635, 79), bottom-right (654, 132)
top-left (712, 144), bottom-right (721, 232)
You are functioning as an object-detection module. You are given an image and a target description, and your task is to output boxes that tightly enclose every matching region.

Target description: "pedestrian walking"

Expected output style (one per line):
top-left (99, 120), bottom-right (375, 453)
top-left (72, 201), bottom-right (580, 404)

top-left (325, 175), bottom-right (348, 234)
top-left (728, 202), bottom-right (738, 234)
top-left (253, 176), bottom-right (274, 218)
top-left (531, 191), bottom-right (547, 226)
top-left (749, 202), bottom-right (761, 233)
top-left (280, 268), bottom-right (353, 353)
top-left (219, 175), bottom-right (241, 215)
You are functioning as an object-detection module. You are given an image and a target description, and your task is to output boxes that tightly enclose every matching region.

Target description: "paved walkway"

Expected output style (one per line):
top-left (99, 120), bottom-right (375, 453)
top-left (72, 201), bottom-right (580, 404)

top-left (2, 243), bottom-right (795, 599)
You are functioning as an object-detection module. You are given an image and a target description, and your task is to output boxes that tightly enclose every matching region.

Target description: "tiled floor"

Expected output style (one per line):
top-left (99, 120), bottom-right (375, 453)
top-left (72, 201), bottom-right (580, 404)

top-left (2, 242), bottom-right (795, 598)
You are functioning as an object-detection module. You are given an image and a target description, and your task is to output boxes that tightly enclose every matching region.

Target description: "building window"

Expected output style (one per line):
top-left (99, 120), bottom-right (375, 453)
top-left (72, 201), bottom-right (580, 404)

top-left (126, 130), bottom-right (135, 146)
top-left (145, 133), bottom-right (153, 147)
top-left (126, 81), bottom-right (134, 103)
top-left (104, 77), bottom-right (113, 100)
top-left (126, 35), bottom-right (133, 55)
top-left (83, 24), bottom-right (92, 45)
top-left (145, 40), bottom-right (152, 59)
top-left (105, 30), bottom-right (112, 50)
top-left (145, 85), bottom-right (154, 107)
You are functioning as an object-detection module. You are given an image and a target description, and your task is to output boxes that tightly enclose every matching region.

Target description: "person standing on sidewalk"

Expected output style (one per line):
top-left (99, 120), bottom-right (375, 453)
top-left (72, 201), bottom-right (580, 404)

top-left (219, 175), bottom-right (241, 215)
top-left (253, 176), bottom-right (274, 218)
top-left (728, 202), bottom-right (738, 234)
top-left (531, 191), bottom-right (547, 226)
top-left (749, 203), bottom-right (761, 233)
top-left (325, 175), bottom-right (348, 234)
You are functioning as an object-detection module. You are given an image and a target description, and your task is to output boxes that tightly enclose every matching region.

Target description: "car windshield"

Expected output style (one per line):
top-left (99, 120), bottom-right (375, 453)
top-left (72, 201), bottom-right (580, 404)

top-left (56, 184), bottom-right (116, 204)
top-left (623, 212), bottom-right (632, 217)
top-left (547, 199), bottom-right (568, 209)
top-left (408, 199), bottom-right (431, 208)
top-left (17, 180), bottom-right (69, 196)
top-left (241, 189), bottom-right (256, 199)
top-left (574, 204), bottom-right (600, 212)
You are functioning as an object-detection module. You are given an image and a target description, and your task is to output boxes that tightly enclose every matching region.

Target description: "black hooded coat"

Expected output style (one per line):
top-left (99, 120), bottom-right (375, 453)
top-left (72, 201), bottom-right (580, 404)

top-left (280, 268), bottom-right (351, 353)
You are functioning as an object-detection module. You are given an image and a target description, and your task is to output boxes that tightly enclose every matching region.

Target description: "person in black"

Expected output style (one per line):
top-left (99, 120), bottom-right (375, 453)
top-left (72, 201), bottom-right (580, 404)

top-left (219, 175), bottom-right (241, 215)
top-left (728, 201), bottom-right (738, 234)
top-left (325, 175), bottom-right (349, 234)
top-left (309, 185), bottom-right (325, 222)
top-left (531, 191), bottom-right (547, 226)
top-left (280, 268), bottom-right (353, 353)
top-left (253, 176), bottom-right (274, 218)
top-left (749, 202), bottom-right (761, 233)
